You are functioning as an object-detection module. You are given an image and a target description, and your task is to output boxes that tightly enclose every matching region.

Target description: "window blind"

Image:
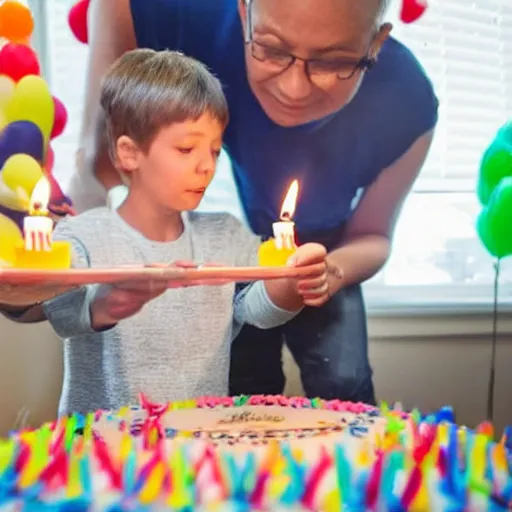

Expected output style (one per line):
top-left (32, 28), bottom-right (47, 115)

top-left (31, 0), bottom-right (88, 190)
top-left (390, 0), bottom-right (512, 191)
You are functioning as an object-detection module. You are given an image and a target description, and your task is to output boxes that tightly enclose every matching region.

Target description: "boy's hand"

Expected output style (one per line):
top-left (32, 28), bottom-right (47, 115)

top-left (90, 260), bottom-right (232, 330)
top-left (90, 280), bottom-right (168, 331)
top-left (288, 243), bottom-right (329, 307)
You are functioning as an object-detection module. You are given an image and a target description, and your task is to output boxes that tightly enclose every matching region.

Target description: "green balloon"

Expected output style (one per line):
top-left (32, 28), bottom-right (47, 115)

top-left (498, 121), bottom-right (512, 142)
top-left (477, 176), bottom-right (512, 259)
top-left (477, 210), bottom-right (499, 257)
top-left (477, 135), bottom-right (512, 205)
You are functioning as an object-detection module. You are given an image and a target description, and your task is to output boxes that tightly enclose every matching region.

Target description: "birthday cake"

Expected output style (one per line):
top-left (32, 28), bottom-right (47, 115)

top-left (1, 394), bottom-right (512, 511)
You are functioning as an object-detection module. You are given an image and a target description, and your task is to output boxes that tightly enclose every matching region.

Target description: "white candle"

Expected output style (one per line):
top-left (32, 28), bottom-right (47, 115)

top-left (23, 215), bottom-right (53, 251)
top-left (23, 176), bottom-right (53, 252)
top-left (272, 220), bottom-right (295, 250)
top-left (272, 180), bottom-right (299, 250)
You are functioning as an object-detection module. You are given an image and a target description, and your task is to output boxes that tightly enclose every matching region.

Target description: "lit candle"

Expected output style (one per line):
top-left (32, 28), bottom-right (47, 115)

top-left (258, 180), bottom-right (299, 267)
top-left (13, 175), bottom-right (72, 269)
top-left (23, 176), bottom-right (53, 252)
top-left (273, 179), bottom-right (299, 250)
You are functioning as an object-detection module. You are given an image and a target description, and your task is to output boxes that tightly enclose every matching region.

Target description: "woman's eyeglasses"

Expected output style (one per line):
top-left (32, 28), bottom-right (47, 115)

top-left (248, 40), bottom-right (375, 85)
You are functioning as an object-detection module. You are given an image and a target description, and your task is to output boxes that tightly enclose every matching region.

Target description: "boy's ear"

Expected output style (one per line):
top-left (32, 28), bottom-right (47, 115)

top-left (116, 136), bottom-right (140, 173)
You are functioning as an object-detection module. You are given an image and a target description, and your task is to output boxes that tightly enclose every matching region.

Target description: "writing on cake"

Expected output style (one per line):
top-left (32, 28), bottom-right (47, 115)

top-left (217, 410), bottom-right (284, 426)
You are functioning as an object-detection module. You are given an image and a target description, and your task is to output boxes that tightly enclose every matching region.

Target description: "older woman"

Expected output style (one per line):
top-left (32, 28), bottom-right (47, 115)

top-left (67, 0), bottom-right (438, 403)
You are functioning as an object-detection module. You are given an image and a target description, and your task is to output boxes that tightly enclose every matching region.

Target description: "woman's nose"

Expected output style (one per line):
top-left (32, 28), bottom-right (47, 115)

top-left (275, 60), bottom-right (313, 102)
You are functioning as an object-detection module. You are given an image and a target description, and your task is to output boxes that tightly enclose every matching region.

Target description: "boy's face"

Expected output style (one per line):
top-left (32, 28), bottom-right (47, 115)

top-left (125, 113), bottom-right (223, 212)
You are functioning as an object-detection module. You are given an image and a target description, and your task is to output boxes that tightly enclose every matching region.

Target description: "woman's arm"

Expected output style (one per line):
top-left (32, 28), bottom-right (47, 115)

top-left (327, 129), bottom-right (435, 294)
top-left (76, 0), bottom-right (137, 193)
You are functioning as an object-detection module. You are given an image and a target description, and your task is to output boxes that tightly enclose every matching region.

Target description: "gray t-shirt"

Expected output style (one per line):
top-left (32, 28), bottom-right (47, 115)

top-left (43, 208), bottom-right (297, 416)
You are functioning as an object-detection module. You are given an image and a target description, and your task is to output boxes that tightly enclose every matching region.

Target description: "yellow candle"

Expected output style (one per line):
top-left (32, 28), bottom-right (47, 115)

top-left (66, 449), bottom-right (82, 499)
top-left (258, 239), bottom-right (296, 267)
top-left (139, 461), bottom-right (165, 504)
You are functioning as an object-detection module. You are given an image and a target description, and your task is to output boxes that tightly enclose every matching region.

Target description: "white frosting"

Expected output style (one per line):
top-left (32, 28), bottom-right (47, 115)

top-left (95, 405), bottom-right (386, 456)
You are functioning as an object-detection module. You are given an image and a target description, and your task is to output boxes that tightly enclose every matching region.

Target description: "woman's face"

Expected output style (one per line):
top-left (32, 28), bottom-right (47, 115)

top-left (239, 0), bottom-right (391, 127)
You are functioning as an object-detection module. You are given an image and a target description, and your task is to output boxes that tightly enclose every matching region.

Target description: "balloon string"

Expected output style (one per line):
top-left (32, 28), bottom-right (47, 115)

top-left (486, 258), bottom-right (500, 421)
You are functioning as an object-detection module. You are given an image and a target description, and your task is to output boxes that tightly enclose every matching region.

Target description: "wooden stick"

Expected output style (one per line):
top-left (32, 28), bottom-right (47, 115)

top-left (0, 264), bottom-right (318, 286)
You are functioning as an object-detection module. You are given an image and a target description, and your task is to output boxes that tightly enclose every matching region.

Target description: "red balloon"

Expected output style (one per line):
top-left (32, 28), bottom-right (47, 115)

top-left (0, 42), bottom-right (40, 82)
top-left (45, 144), bottom-right (55, 173)
top-left (68, 0), bottom-right (90, 44)
top-left (51, 96), bottom-right (68, 139)
top-left (46, 171), bottom-right (68, 206)
top-left (400, 0), bottom-right (428, 23)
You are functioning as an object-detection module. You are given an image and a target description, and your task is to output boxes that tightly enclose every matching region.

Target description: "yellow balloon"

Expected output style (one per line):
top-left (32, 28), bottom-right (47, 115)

top-left (0, 212), bottom-right (23, 266)
top-left (5, 75), bottom-right (54, 146)
top-left (1, 153), bottom-right (43, 199)
top-left (0, 172), bottom-right (27, 210)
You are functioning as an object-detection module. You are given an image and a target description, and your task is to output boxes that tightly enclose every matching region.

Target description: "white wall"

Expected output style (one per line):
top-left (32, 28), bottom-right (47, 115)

top-left (1, 312), bottom-right (511, 436)
top-left (0, 320), bottom-right (62, 433)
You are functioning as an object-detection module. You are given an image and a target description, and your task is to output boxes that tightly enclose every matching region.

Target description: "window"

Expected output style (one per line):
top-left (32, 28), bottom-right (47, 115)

top-left (31, 0), bottom-right (512, 310)
top-left (27, 0), bottom-right (88, 198)
top-left (365, 0), bottom-right (512, 310)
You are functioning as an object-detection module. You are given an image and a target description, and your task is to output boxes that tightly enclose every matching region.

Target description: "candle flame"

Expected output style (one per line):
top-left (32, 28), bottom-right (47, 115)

top-left (279, 180), bottom-right (299, 221)
top-left (29, 176), bottom-right (51, 217)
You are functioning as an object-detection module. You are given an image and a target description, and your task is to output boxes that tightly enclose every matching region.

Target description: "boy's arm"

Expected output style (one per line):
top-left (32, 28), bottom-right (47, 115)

top-left (41, 222), bottom-right (100, 338)
top-left (233, 281), bottom-right (300, 331)
top-left (43, 285), bottom-right (100, 339)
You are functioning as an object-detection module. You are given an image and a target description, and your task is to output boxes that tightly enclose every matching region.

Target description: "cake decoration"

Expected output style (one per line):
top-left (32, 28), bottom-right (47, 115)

top-left (1, 395), bottom-right (511, 511)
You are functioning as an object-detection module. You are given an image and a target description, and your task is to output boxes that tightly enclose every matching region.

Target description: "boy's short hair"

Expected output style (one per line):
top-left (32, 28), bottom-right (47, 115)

top-left (100, 49), bottom-right (229, 162)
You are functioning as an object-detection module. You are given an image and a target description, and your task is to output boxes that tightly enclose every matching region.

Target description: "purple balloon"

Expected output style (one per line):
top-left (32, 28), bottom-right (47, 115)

top-left (0, 121), bottom-right (44, 169)
top-left (0, 204), bottom-right (24, 231)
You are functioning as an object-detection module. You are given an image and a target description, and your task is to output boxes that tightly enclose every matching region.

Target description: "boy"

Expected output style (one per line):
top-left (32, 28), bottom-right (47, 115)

top-left (42, 49), bottom-right (329, 416)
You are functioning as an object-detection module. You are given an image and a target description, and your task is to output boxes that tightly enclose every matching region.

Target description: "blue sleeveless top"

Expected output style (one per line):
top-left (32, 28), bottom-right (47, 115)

top-left (130, 0), bottom-right (438, 247)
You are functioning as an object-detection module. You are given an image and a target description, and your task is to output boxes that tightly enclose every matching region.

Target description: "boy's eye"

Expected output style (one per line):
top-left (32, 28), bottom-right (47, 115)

top-left (177, 147), bottom-right (194, 154)
top-left (212, 149), bottom-right (221, 158)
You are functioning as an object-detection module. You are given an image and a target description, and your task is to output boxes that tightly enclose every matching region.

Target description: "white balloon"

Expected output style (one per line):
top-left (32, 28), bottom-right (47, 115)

top-left (0, 74), bottom-right (15, 110)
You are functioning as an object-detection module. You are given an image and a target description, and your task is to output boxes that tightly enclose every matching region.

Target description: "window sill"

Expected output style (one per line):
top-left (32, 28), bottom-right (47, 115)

top-left (364, 282), bottom-right (512, 319)
top-left (367, 308), bottom-right (512, 339)
top-left (367, 299), bottom-right (512, 317)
